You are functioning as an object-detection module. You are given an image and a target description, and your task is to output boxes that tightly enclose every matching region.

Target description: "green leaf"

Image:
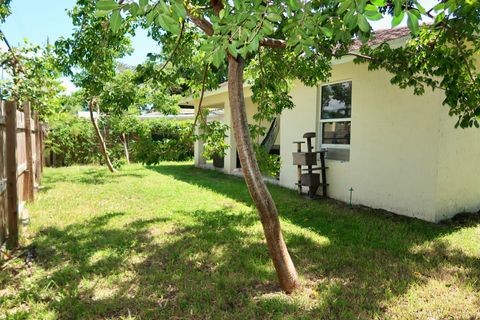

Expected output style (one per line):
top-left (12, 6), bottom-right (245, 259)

top-left (159, 0), bottom-right (170, 14)
top-left (109, 9), bottom-right (122, 32)
top-left (247, 37), bottom-right (260, 52)
top-left (357, 14), bottom-right (370, 32)
top-left (227, 44), bottom-right (238, 58)
top-left (94, 10), bottom-right (109, 17)
top-left (365, 4), bottom-right (378, 12)
top-left (96, 0), bottom-right (118, 11)
top-left (412, 0), bottom-right (426, 14)
top-left (365, 10), bottom-right (382, 21)
top-left (391, 10), bottom-right (404, 27)
top-left (212, 48), bottom-right (226, 68)
top-left (239, 46), bottom-right (248, 59)
top-left (263, 20), bottom-right (274, 34)
top-left (140, 0), bottom-right (148, 8)
top-left (156, 14), bottom-right (181, 34)
top-left (219, 9), bottom-right (225, 20)
top-left (319, 27), bottom-right (333, 38)
top-left (172, 1), bottom-right (186, 19)
top-left (127, 3), bottom-right (140, 16)
top-left (345, 11), bottom-right (358, 30)
top-left (146, 11), bottom-right (155, 24)
top-left (288, 0), bottom-right (302, 11)
top-left (338, 0), bottom-right (353, 14)
top-left (357, 0), bottom-right (367, 12)
top-left (434, 12), bottom-right (445, 24)
top-left (406, 10), bottom-right (419, 35)
top-left (200, 42), bottom-right (214, 53)
top-left (266, 12), bottom-right (282, 22)
top-left (433, 2), bottom-right (445, 12)
top-left (393, 0), bottom-right (402, 16)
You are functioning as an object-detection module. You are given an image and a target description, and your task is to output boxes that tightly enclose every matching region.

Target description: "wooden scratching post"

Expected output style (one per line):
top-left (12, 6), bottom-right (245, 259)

top-left (292, 132), bottom-right (328, 199)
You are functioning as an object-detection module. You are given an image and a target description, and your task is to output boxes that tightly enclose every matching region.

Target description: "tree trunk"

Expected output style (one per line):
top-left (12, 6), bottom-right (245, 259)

top-left (227, 55), bottom-right (299, 293)
top-left (121, 133), bottom-right (130, 164)
top-left (88, 98), bottom-right (116, 173)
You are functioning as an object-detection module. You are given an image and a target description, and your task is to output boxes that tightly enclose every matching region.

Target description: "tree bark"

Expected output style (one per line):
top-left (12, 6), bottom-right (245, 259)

top-left (121, 133), bottom-right (130, 164)
top-left (88, 97), bottom-right (116, 173)
top-left (227, 55), bottom-right (299, 293)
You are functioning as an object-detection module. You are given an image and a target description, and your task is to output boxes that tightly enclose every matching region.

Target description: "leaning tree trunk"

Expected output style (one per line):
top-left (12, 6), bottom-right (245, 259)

top-left (88, 97), bottom-right (116, 173)
top-left (228, 55), bottom-right (299, 293)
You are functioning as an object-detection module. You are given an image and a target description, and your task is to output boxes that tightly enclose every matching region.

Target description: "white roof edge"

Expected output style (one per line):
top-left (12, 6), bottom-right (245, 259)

top-left (180, 83), bottom-right (252, 104)
top-left (333, 35), bottom-right (410, 65)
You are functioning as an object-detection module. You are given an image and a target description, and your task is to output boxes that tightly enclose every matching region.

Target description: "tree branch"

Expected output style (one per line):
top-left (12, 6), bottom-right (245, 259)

top-left (260, 38), bottom-right (286, 49)
top-left (185, 3), bottom-right (214, 36)
top-left (452, 34), bottom-right (476, 84)
top-left (158, 20), bottom-right (186, 73)
top-left (0, 28), bottom-right (24, 75)
top-left (196, 64), bottom-right (209, 125)
top-left (189, 64), bottom-right (210, 138)
top-left (210, 0), bottom-right (224, 16)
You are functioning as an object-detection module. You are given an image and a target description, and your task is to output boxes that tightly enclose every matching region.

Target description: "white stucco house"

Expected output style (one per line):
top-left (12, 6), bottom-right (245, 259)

top-left (182, 27), bottom-right (480, 223)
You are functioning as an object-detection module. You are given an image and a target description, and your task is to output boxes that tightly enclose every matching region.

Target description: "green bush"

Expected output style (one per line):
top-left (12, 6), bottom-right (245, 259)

top-left (46, 115), bottom-right (194, 167)
top-left (130, 119), bottom-right (194, 164)
top-left (46, 115), bottom-right (101, 166)
top-left (254, 145), bottom-right (281, 178)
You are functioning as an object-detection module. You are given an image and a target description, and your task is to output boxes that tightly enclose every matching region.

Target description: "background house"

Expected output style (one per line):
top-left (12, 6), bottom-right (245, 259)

top-left (182, 28), bottom-right (480, 223)
top-left (138, 106), bottom-right (224, 121)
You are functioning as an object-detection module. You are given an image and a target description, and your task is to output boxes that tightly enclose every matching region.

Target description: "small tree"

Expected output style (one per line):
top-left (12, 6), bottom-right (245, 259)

top-left (55, 0), bottom-right (134, 172)
top-left (98, 66), bottom-right (183, 164)
top-left (95, 0), bottom-right (479, 293)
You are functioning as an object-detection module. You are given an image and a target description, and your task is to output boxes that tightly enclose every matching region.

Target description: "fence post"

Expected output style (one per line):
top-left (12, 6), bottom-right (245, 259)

top-left (5, 101), bottom-right (18, 249)
top-left (23, 102), bottom-right (34, 202)
top-left (34, 111), bottom-right (42, 187)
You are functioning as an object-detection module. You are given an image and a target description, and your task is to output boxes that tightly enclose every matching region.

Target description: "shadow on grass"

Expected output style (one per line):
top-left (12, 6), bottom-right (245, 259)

top-left (143, 163), bottom-right (480, 318)
top-left (8, 164), bottom-right (478, 319)
top-left (24, 207), bottom-right (312, 318)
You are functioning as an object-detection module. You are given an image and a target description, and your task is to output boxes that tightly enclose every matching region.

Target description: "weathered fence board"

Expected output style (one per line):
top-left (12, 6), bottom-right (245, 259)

top-left (23, 102), bottom-right (34, 202)
top-left (6, 101), bottom-right (19, 249)
top-left (0, 102), bottom-right (6, 252)
top-left (0, 100), bottom-right (44, 253)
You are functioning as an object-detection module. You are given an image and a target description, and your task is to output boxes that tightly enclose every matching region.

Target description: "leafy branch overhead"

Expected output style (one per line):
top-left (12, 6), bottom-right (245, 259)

top-left (0, 41), bottom-right (64, 118)
top-left (97, 0), bottom-right (479, 128)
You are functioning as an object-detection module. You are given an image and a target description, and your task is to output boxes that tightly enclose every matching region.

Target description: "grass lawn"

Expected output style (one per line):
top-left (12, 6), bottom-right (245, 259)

top-left (1, 163), bottom-right (479, 319)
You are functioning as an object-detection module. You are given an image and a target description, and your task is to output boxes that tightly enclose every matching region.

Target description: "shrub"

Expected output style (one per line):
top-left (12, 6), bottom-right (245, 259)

top-left (131, 119), bottom-right (194, 164)
top-left (46, 115), bottom-right (101, 166)
top-left (46, 115), bottom-right (194, 166)
top-left (254, 145), bottom-right (281, 178)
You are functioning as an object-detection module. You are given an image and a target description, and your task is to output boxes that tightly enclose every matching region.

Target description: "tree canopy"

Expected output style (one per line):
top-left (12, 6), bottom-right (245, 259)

top-left (0, 41), bottom-right (64, 118)
top-left (95, 0), bottom-right (478, 126)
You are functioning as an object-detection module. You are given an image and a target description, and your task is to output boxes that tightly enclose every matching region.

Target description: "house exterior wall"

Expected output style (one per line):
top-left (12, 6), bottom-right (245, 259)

top-left (189, 61), bottom-right (480, 222)
top-left (279, 61), bottom-right (476, 222)
top-left (434, 112), bottom-right (480, 221)
top-left (433, 58), bottom-right (480, 221)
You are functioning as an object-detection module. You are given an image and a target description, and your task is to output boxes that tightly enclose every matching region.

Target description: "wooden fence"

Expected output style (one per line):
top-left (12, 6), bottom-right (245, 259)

top-left (0, 101), bottom-right (45, 254)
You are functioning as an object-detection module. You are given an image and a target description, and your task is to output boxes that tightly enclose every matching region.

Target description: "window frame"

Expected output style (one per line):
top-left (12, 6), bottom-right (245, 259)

top-left (318, 80), bottom-right (352, 151)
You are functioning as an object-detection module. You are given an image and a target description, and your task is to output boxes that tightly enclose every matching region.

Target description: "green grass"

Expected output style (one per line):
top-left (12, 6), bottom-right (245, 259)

top-left (1, 163), bottom-right (479, 319)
